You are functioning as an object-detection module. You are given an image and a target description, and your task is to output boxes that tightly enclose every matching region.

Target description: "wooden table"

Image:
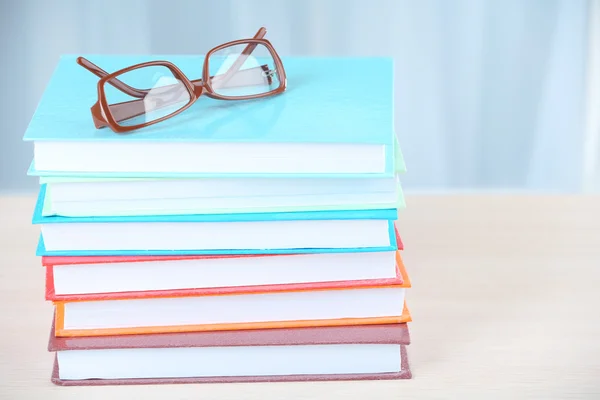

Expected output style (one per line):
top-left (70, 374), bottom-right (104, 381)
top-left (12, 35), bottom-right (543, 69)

top-left (1, 194), bottom-right (599, 399)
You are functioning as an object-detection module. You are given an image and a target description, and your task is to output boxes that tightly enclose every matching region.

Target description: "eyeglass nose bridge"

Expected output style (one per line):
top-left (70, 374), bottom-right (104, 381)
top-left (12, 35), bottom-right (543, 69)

top-left (192, 83), bottom-right (204, 99)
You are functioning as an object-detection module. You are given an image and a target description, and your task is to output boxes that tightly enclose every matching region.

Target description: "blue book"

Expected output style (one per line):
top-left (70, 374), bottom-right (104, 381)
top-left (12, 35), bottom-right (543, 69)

top-left (24, 55), bottom-right (401, 178)
top-left (33, 185), bottom-right (399, 256)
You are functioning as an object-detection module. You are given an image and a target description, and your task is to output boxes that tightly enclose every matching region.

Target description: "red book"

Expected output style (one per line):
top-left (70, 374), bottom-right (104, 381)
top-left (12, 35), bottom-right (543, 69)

top-left (44, 243), bottom-right (407, 302)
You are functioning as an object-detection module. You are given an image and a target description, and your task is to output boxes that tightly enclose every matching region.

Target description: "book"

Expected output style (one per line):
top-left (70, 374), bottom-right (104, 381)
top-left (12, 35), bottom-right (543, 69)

top-left (24, 55), bottom-right (401, 178)
top-left (39, 172), bottom-right (403, 218)
top-left (48, 320), bottom-right (411, 384)
top-left (44, 249), bottom-right (407, 301)
top-left (34, 185), bottom-right (400, 256)
top-left (52, 292), bottom-right (411, 337)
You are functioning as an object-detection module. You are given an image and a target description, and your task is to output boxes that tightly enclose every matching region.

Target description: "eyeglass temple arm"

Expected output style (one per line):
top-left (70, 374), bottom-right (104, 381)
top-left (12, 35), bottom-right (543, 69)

top-left (77, 57), bottom-right (148, 99)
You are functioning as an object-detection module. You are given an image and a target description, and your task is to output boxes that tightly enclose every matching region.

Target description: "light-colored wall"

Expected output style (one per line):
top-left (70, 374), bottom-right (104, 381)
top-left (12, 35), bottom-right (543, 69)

top-left (0, 0), bottom-right (594, 193)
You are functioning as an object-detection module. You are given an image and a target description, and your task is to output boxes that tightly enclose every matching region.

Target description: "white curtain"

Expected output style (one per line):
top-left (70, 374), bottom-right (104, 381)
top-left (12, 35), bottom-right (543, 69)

top-left (0, 0), bottom-right (596, 192)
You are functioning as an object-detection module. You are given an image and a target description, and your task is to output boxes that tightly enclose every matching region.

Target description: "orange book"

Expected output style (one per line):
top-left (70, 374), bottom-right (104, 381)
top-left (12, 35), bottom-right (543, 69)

top-left (54, 301), bottom-right (412, 337)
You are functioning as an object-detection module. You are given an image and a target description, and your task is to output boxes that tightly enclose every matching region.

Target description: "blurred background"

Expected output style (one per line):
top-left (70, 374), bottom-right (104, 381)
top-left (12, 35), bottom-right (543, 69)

top-left (1, 0), bottom-right (598, 194)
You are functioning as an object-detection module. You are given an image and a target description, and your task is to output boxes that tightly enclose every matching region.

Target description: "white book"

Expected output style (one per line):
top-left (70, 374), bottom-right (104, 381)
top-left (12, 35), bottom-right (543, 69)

top-left (40, 176), bottom-right (402, 217)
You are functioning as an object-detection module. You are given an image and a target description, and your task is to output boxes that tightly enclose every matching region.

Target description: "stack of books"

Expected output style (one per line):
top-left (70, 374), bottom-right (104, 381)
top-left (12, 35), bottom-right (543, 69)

top-left (24, 54), bottom-right (413, 385)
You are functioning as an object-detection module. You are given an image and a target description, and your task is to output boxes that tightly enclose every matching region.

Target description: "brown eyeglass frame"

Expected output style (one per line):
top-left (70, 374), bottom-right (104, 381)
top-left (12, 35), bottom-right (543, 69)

top-left (77, 27), bottom-right (287, 133)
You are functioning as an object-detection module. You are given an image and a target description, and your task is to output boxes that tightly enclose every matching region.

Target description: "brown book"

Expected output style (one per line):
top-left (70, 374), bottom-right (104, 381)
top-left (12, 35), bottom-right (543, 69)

top-left (48, 318), bottom-right (411, 385)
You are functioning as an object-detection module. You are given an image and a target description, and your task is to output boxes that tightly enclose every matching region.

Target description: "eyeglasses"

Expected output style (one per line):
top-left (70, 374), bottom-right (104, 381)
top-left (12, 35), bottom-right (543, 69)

top-left (77, 27), bottom-right (287, 133)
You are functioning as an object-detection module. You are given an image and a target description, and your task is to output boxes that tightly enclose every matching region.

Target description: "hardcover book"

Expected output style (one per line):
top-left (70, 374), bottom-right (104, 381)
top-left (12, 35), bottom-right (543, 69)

top-left (39, 170), bottom-right (404, 218)
top-left (52, 291), bottom-right (412, 337)
top-left (44, 249), bottom-right (408, 301)
top-left (24, 55), bottom-right (403, 178)
top-left (48, 319), bottom-right (412, 385)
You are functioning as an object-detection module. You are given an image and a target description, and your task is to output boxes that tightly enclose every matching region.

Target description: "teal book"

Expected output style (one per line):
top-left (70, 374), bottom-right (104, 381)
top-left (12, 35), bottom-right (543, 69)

top-left (24, 55), bottom-right (402, 178)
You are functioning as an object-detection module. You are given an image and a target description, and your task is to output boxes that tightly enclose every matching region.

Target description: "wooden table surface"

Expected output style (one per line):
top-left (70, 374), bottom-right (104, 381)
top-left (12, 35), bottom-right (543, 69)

top-left (1, 194), bottom-right (599, 399)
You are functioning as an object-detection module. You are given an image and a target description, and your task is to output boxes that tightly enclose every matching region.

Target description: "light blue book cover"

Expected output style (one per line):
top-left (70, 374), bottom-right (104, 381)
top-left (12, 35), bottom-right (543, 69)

top-left (24, 55), bottom-right (402, 178)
